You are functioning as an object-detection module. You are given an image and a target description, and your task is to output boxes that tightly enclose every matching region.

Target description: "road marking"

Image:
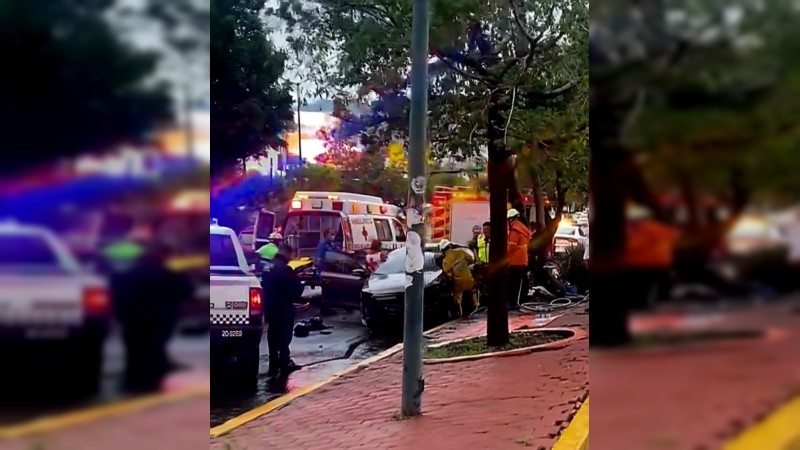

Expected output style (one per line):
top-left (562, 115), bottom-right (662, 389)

top-left (723, 395), bottom-right (800, 450)
top-left (552, 397), bottom-right (589, 450)
top-left (210, 316), bottom-right (464, 439)
top-left (0, 385), bottom-right (209, 440)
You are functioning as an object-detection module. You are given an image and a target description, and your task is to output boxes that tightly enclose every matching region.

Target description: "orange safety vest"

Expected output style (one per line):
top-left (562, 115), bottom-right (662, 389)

top-left (622, 219), bottom-right (679, 269)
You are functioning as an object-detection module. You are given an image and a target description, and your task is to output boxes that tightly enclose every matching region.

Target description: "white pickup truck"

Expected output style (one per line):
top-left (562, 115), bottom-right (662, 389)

top-left (210, 220), bottom-right (264, 384)
top-left (0, 221), bottom-right (110, 393)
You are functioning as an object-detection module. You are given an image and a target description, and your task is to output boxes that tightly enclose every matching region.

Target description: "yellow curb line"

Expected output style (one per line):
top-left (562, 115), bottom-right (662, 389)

top-left (552, 397), bottom-right (589, 450)
top-left (0, 385), bottom-right (209, 440)
top-left (210, 316), bottom-right (464, 440)
top-left (723, 395), bottom-right (800, 450)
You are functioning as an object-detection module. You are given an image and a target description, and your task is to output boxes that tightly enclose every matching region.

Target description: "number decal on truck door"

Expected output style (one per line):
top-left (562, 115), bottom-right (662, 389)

top-left (225, 301), bottom-right (247, 310)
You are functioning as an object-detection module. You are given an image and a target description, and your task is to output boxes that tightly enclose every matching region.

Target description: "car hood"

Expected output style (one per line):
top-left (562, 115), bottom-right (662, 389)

top-left (363, 270), bottom-right (442, 296)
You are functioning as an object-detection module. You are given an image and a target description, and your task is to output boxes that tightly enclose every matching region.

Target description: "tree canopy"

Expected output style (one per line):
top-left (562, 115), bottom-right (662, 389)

top-left (0, 0), bottom-right (172, 174)
top-left (211, 0), bottom-right (294, 177)
top-left (271, 0), bottom-right (589, 345)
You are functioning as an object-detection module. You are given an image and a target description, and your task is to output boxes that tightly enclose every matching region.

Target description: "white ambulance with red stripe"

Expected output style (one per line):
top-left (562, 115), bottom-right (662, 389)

top-left (269, 191), bottom-right (406, 257)
top-left (254, 192), bottom-right (407, 308)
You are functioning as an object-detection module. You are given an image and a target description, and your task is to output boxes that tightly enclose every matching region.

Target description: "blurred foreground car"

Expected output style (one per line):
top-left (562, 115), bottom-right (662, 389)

top-left (359, 249), bottom-right (453, 330)
top-left (210, 220), bottom-right (263, 385)
top-left (0, 221), bottom-right (109, 393)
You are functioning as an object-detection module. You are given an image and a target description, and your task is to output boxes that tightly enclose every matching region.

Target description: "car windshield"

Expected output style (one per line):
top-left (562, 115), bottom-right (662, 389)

top-left (0, 234), bottom-right (60, 266)
top-left (557, 226), bottom-right (577, 235)
top-left (375, 249), bottom-right (438, 275)
top-left (210, 233), bottom-right (240, 267)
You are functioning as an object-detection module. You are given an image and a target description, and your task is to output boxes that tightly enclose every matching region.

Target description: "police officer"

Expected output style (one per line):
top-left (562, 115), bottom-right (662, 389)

top-left (262, 244), bottom-right (304, 379)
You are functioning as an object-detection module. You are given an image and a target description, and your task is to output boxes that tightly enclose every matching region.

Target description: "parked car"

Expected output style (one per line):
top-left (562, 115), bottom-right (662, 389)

top-left (360, 249), bottom-right (454, 330)
top-left (553, 222), bottom-right (587, 254)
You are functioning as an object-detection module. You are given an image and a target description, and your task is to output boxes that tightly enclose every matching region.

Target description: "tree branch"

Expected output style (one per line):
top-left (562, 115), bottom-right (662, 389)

top-left (433, 53), bottom-right (490, 84)
top-left (526, 79), bottom-right (579, 101)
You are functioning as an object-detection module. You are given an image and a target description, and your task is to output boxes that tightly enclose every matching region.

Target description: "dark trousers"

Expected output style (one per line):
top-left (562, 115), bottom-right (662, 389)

top-left (508, 266), bottom-right (528, 309)
top-left (122, 327), bottom-right (168, 393)
top-left (267, 323), bottom-right (293, 375)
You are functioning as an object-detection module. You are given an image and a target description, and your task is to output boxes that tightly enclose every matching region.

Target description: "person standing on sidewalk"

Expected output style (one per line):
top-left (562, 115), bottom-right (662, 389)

top-left (262, 244), bottom-right (304, 379)
top-left (507, 208), bottom-right (532, 310)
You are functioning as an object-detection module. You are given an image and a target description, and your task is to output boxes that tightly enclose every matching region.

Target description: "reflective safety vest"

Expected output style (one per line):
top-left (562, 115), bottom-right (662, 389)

top-left (476, 234), bottom-right (489, 263)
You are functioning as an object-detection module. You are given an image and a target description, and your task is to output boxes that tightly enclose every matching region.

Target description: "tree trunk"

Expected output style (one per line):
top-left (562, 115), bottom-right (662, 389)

top-left (531, 171), bottom-right (546, 230)
top-left (486, 90), bottom-right (510, 347)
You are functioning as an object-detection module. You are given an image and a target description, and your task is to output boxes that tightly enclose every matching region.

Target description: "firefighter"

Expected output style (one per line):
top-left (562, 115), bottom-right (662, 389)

top-left (439, 239), bottom-right (476, 317)
top-left (507, 208), bottom-right (532, 310)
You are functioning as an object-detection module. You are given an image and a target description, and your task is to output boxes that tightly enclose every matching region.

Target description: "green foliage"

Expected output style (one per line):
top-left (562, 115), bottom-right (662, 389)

top-left (593, 0), bottom-right (800, 205)
top-left (0, 0), bottom-right (172, 174)
top-left (270, 0), bottom-right (589, 198)
top-left (211, 0), bottom-right (294, 176)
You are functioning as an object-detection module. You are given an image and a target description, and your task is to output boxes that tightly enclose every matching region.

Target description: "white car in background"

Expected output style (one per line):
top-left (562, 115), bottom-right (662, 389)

top-left (553, 221), bottom-right (587, 253)
top-left (0, 221), bottom-right (110, 393)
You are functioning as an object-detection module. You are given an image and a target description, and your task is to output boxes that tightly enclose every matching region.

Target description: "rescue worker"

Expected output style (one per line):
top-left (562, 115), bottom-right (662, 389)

top-left (315, 228), bottom-right (342, 315)
top-left (476, 221), bottom-right (490, 264)
top-left (469, 224), bottom-right (482, 255)
top-left (439, 239), bottom-right (476, 317)
top-left (507, 208), bottom-right (532, 310)
top-left (314, 228), bottom-right (340, 275)
top-left (262, 244), bottom-right (304, 379)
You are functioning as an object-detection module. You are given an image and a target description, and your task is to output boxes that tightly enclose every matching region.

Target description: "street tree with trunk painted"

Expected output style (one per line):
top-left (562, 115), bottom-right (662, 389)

top-left (271, 0), bottom-right (588, 346)
top-left (591, 0), bottom-right (800, 346)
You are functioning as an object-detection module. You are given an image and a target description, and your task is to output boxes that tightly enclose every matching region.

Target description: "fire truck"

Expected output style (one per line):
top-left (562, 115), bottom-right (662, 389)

top-left (429, 186), bottom-right (535, 245)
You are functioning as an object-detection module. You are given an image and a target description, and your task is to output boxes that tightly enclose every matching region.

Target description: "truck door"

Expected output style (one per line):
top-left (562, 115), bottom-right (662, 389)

top-left (252, 210), bottom-right (276, 251)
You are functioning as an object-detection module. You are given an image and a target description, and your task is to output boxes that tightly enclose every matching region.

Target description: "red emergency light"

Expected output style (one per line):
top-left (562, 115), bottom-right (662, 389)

top-left (332, 201), bottom-right (344, 211)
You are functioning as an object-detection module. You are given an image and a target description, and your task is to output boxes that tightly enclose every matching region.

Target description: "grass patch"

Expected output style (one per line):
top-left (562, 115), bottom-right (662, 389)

top-left (633, 329), bottom-right (763, 348)
top-left (391, 412), bottom-right (414, 421)
top-left (425, 330), bottom-right (571, 359)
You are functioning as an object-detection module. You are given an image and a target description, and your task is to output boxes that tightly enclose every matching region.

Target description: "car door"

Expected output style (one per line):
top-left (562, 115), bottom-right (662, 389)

top-left (320, 250), bottom-right (367, 308)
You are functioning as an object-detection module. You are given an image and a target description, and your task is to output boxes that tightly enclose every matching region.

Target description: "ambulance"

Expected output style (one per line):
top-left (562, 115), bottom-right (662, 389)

top-left (254, 191), bottom-right (406, 308)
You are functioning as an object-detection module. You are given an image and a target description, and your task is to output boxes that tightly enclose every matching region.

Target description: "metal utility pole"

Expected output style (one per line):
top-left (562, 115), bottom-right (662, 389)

top-left (184, 82), bottom-right (195, 159)
top-left (401, 0), bottom-right (430, 417)
top-left (296, 83), bottom-right (303, 167)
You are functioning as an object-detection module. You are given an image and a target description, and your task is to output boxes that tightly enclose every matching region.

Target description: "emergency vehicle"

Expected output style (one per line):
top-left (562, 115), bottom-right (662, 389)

top-left (253, 191), bottom-right (406, 308)
top-left (210, 219), bottom-right (263, 384)
top-left (255, 191), bottom-right (405, 257)
top-left (0, 221), bottom-right (109, 393)
top-left (429, 186), bottom-right (535, 245)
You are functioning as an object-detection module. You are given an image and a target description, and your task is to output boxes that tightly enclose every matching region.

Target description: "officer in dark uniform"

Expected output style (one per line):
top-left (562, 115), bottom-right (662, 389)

top-left (262, 244), bottom-right (304, 379)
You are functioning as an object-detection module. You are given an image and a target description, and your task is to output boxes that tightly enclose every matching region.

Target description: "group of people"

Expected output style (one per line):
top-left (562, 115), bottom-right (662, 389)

top-left (436, 207), bottom-right (534, 316)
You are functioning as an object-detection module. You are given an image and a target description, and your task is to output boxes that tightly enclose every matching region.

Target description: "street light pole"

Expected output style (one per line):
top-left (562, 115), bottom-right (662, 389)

top-left (296, 83), bottom-right (303, 167)
top-left (401, 0), bottom-right (430, 417)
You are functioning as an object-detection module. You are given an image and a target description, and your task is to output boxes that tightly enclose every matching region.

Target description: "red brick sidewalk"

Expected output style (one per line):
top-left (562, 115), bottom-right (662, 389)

top-left (212, 312), bottom-right (589, 450)
top-left (591, 299), bottom-right (800, 449)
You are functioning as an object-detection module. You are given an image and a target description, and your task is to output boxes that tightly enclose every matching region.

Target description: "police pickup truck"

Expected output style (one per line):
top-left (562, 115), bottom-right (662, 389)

top-left (210, 220), bottom-right (263, 384)
top-left (0, 221), bottom-right (109, 393)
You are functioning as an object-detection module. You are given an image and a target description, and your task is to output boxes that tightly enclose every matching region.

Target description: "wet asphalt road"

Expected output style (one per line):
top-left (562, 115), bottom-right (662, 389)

top-left (0, 330), bottom-right (209, 426)
top-left (210, 287), bottom-right (445, 428)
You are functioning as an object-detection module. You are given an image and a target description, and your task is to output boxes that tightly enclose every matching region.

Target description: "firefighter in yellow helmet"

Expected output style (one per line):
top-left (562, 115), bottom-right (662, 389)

top-left (439, 239), bottom-right (476, 317)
